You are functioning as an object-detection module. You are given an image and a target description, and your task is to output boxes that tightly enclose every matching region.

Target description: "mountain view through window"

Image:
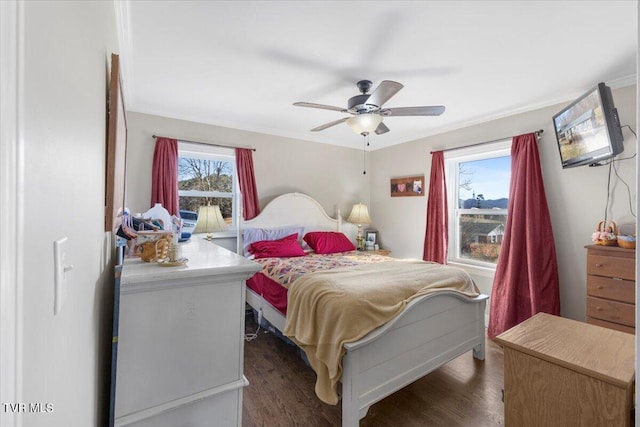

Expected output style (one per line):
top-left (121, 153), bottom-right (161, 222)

top-left (455, 155), bottom-right (510, 264)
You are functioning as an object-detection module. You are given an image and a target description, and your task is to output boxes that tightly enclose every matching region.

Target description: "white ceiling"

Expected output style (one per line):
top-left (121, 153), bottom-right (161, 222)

top-left (117, 1), bottom-right (637, 150)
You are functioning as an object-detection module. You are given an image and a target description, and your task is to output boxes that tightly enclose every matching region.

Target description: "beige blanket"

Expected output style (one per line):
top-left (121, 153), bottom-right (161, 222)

top-left (283, 259), bottom-right (479, 405)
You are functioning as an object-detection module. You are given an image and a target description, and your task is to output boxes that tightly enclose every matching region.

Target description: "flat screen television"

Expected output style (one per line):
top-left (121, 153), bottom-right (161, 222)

top-left (552, 82), bottom-right (624, 168)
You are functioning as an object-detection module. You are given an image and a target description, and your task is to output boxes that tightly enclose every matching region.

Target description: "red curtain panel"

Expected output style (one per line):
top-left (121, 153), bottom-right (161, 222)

top-left (423, 151), bottom-right (448, 264)
top-left (150, 137), bottom-right (179, 216)
top-left (488, 133), bottom-right (560, 339)
top-left (235, 148), bottom-right (260, 220)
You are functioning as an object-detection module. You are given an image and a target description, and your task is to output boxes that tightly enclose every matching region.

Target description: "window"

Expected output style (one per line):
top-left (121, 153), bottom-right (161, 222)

top-left (177, 142), bottom-right (238, 229)
top-left (445, 139), bottom-right (511, 268)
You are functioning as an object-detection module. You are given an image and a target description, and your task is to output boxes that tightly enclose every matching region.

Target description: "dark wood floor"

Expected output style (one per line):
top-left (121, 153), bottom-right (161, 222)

top-left (242, 313), bottom-right (505, 427)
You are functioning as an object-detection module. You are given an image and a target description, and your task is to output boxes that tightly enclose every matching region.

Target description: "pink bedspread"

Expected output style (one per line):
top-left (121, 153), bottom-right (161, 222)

top-left (246, 251), bottom-right (392, 314)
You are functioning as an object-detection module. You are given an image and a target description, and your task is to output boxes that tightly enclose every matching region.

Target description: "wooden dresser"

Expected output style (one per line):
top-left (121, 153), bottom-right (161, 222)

top-left (112, 238), bottom-right (260, 427)
top-left (585, 244), bottom-right (635, 334)
top-left (496, 313), bottom-right (635, 427)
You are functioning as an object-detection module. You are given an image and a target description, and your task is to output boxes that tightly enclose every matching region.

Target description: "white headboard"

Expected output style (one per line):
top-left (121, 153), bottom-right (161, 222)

top-left (237, 192), bottom-right (357, 253)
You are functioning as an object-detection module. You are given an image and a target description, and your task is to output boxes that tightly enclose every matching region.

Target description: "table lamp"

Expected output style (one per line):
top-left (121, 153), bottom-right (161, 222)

top-left (194, 204), bottom-right (227, 240)
top-left (347, 203), bottom-right (371, 250)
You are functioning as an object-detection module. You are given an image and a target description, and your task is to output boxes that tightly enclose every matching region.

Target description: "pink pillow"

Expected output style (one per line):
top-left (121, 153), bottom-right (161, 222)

top-left (249, 233), bottom-right (306, 259)
top-left (303, 231), bottom-right (356, 254)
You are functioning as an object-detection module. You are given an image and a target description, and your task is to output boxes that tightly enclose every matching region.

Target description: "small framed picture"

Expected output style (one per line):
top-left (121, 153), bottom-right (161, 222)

top-left (365, 230), bottom-right (378, 250)
top-left (390, 175), bottom-right (424, 197)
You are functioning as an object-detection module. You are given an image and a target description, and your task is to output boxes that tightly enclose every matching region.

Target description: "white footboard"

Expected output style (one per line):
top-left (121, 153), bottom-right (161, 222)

top-left (340, 291), bottom-right (488, 427)
top-left (246, 287), bottom-right (488, 427)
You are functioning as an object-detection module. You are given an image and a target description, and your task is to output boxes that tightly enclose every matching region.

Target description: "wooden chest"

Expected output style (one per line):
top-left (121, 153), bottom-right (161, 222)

top-left (496, 313), bottom-right (635, 427)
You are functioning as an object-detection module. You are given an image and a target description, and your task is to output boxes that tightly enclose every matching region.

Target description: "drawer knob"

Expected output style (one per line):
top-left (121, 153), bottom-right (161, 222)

top-left (595, 264), bottom-right (603, 268)
top-left (596, 285), bottom-right (604, 289)
top-left (596, 306), bottom-right (604, 311)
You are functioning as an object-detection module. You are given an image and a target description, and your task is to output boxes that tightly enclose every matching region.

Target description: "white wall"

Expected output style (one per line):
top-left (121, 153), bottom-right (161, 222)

top-left (125, 111), bottom-right (371, 224)
top-left (370, 85), bottom-right (637, 322)
top-left (21, 2), bottom-right (118, 426)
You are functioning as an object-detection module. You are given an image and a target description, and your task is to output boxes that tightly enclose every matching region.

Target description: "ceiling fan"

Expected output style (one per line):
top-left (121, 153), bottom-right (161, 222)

top-left (293, 80), bottom-right (445, 136)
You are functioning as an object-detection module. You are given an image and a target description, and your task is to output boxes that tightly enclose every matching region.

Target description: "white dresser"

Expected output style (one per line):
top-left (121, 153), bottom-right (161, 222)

top-left (112, 238), bottom-right (260, 427)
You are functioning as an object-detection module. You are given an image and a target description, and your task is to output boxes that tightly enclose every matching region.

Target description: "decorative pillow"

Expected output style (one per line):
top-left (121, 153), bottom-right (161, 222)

top-left (303, 231), bottom-right (356, 254)
top-left (300, 226), bottom-right (335, 252)
top-left (242, 226), bottom-right (304, 257)
top-left (249, 233), bottom-right (306, 259)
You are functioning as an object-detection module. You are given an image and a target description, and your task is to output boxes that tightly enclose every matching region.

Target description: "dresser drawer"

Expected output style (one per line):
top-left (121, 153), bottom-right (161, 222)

top-left (587, 316), bottom-right (635, 334)
top-left (586, 296), bottom-right (635, 327)
top-left (587, 254), bottom-right (635, 280)
top-left (587, 276), bottom-right (635, 304)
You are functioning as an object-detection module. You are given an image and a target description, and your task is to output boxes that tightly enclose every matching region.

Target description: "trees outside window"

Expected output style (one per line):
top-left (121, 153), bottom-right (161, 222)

top-left (177, 143), bottom-right (237, 227)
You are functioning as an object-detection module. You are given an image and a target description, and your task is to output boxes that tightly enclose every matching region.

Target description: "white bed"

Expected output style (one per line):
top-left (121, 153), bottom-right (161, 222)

top-left (241, 192), bottom-right (488, 427)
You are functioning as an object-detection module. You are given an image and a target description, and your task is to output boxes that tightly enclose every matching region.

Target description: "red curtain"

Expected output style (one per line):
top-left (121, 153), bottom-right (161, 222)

top-left (150, 137), bottom-right (179, 216)
top-left (423, 151), bottom-right (448, 264)
top-left (487, 133), bottom-right (560, 339)
top-left (235, 148), bottom-right (260, 220)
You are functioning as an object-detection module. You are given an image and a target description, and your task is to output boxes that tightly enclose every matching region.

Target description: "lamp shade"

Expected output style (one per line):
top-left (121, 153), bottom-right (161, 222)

top-left (194, 205), bottom-right (227, 233)
top-left (346, 114), bottom-right (383, 135)
top-left (347, 203), bottom-right (371, 225)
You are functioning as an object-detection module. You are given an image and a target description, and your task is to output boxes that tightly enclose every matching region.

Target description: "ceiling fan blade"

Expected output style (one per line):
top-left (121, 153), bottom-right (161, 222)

top-left (380, 106), bottom-right (446, 116)
top-left (310, 117), bottom-right (349, 132)
top-left (365, 80), bottom-right (404, 108)
top-left (293, 102), bottom-right (347, 113)
top-left (375, 122), bottom-right (390, 135)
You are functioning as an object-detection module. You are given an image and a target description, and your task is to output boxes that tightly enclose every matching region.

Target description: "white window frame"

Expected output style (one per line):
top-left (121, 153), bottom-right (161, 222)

top-left (177, 141), bottom-right (239, 231)
top-left (444, 138), bottom-right (511, 272)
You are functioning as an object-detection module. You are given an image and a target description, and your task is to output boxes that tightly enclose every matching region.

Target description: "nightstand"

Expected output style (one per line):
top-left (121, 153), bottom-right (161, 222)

top-left (367, 249), bottom-right (391, 256)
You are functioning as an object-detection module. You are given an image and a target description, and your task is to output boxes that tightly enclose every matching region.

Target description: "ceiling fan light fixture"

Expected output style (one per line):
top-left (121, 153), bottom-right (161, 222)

top-left (294, 79), bottom-right (444, 134)
top-left (346, 114), bottom-right (383, 135)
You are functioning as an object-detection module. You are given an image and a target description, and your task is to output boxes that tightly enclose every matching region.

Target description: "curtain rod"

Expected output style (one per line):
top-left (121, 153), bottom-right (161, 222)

top-left (152, 134), bottom-right (256, 151)
top-left (430, 129), bottom-right (544, 154)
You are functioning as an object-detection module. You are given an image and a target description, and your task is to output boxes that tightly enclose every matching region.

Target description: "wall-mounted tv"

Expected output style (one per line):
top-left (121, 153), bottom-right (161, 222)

top-left (552, 82), bottom-right (624, 169)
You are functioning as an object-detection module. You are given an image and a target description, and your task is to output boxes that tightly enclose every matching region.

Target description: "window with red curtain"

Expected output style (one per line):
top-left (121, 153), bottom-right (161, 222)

top-left (177, 142), bottom-right (237, 227)
top-left (444, 139), bottom-right (511, 268)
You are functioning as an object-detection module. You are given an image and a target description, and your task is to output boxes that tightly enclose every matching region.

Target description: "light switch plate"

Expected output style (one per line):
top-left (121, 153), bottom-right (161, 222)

top-left (54, 237), bottom-right (69, 315)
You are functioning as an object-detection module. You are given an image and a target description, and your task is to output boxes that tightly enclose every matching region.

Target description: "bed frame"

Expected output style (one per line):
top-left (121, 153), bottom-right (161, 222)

top-left (241, 193), bottom-right (488, 427)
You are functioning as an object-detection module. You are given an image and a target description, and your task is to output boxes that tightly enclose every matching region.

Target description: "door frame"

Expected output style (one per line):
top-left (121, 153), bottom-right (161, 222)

top-left (1, 1), bottom-right (24, 426)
